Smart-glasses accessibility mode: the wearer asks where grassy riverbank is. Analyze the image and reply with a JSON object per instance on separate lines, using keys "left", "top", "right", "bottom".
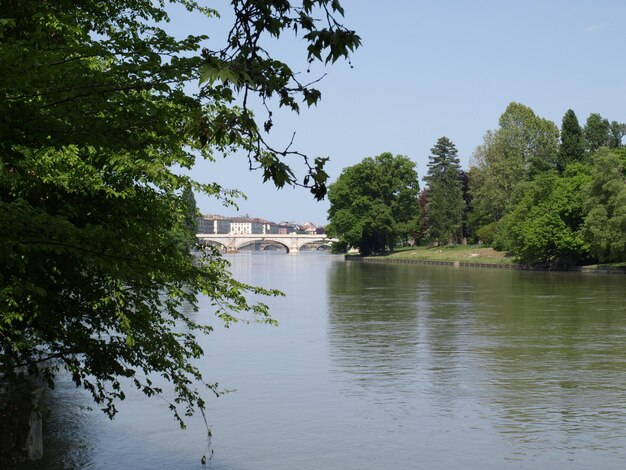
{"left": 349, "top": 245, "right": 625, "bottom": 272}
{"left": 382, "top": 245, "right": 515, "bottom": 265}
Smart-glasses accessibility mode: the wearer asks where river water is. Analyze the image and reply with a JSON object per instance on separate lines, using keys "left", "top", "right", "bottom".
{"left": 16, "top": 254, "right": 626, "bottom": 469}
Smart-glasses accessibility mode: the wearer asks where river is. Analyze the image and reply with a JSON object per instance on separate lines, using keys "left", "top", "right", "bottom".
{"left": 15, "top": 254, "right": 626, "bottom": 469}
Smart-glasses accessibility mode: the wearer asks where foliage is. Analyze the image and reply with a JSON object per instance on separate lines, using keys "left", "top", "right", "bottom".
{"left": 584, "top": 113, "right": 626, "bottom": 153}
{"left": 584, "top": 113, "right": 611, "bottom": 153}
{"left": 498, "top": 166, "right": 592, "bottom": 266}
{"left": 416, "top": 187, "right": 430, "bottom": 243}
{"left": 425, "top": 136, "right": 461, "bottom": 181}
{"left": 330, "top": 240, "right": 349, "bottom": 254}
{"left": 458, "top": 169, "right": 472, "bottom": 240}
{"left": 582, "top": 149, "right": 626, "bottom": 263}
{"left": 558, "top": 109, "right": 585, "bottom": 172}
{"left": 475, "top": 221, "right": 500, "bottom": 246}
{"left": 196, "top": 0, "right": 361, "bottom": 199}
{"left": 424, "top": 137, "right": 464, "bottom": 244}
{"left": 608, "top": 121, "right": 626, "bottom": 149}
{"left": 469, "top": 103, "right": 559, "bottom": 222}
{"left": 326, "top": 153, "right": 420, "bottom": 255}
{"left": 181, "top": 186, "right": 199, "bottom": 245}
{"left": 464, "top": 167, "right": 490, "bottom": 241}
{"left": 469, "top": 107, "right": 625, "bottom": 266}
{"left": 0, "top": 0, "right": 358, "bottom": 428}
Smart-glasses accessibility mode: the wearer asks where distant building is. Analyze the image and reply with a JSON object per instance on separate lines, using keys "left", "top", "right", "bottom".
{"left": 300, "top": 222, "right": 326, "bottom": 235}
{"left": 266, "top": 223, "right": 288, "bottom": 234}
{"left": 277, "top": 221, "right": 300, "bottom": 234}
{"left": 230, "top": 216, "right": 267, "bottom": 234}
{"left": 196, "top": 215, "right": 325, "bottom": 236}
{"left": 197, "top": 214, "right": 231, "bottom": 234}
{"left": 197, "top": 214, "right": 274, "bottom": 235}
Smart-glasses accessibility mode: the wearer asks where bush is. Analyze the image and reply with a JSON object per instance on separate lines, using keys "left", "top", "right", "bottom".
{"left": 330, "top": 241, "right": 349, "bottom": 254}
{"left": 475, "top": 221, "right": 499, "bottom": 245}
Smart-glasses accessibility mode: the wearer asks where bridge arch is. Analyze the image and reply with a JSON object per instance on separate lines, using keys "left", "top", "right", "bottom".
{"left": 198, "top": 239, "right": 227, "bottom": 253}
{"left": 237, "top": 239, "right": 290, "bottom": 253}
{"left": 262, "top": 244, "right": 288, "bottom": 252}
{"left": 299, "top": 241, "right": 331, "bottom": 251}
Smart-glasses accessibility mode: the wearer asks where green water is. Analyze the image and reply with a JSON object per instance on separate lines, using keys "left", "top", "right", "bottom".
{"left": 17, "top": 254, "right": 626, "bottom": 469}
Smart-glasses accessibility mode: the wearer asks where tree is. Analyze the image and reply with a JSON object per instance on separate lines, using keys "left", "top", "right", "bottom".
{"left": 0, "top": 0, "right": 360, "bottom": 453}
{"left": 458, "top": 170, "right": 472, "bottom": 241}
{"left": 497, "top": 165, "right": 592, "bottom": 266}
{"left": 465, "top": 166, "right": 493, "bottom": 242}
{"left": 584, "top": 113, "right": 626, "bottom": 152}
{"left": 469, "top": 103, "right": 559, "bottom": 223}
{"left": 182, "top": 186, "right": 199, "bottom": 241}
{"left": 326, "top": 153, "right": 420, "bottom": 255}
{"left": 424, "top": 137, "right": 464, "bottom": 244}
{"left": 416, "top": 188, "right": 431, "bottom": 243}
{"left": 582, "top": 149, "right": 626, "bottom": 263}
{"left": 558, "top": 109, "right": 586, "bottom": 172}
{"left": 584, "top": 113, "right": 611, "bottom": 153}
{"left": 497, "top": 102, "right": 560, "bottom": 176}
{"left": 425, "top": 136, "right": 461, "bottom": 181}
{"left": 608, "top": 121, "right": 626, "bottom": 149}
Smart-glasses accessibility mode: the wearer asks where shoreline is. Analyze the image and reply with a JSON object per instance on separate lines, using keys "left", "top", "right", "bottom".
{"left": 345, "top": 255, "right": 626, "bottom": 274}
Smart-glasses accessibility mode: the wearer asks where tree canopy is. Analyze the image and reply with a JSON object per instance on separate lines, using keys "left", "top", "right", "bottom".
{"left": 558, "top": 109, "right": 586, "bottom": 172}
{"left": 326, "top": 153, "right": 420, "bottom": 255}
{"left": 467, "top": 103, "right": 625, "bottom": 265}
{"left": 584, "top": 113, "right": 612, "bottom": 153}
{"left": 497, "top": 165, "right": 591, "bottom": 265}
{"left": 582, "top": 149, "right": 626, "bottom": 263}
{"left": 0, "top": 0, "right": 360, "bottom": 442}
{"left": 425, "top": 136, "right": 461, "bottom": 182}
{"left": 584, "top": 113, "right": 626, "bottom": 153}
{"left": 423, "top": 137, "right": 465, "bottom": 244}
{"left": 469, "top": 102, "right": 560, "bottom": 224}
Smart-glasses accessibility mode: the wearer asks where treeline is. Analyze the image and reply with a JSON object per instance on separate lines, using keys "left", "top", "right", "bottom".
{"left": 327, "top": 102, "right": 626, "bottom": 266}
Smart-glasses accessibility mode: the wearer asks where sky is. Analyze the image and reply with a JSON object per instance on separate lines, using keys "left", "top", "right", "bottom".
{"left": 169, "top": 0, "right": 626, "bottom": 224}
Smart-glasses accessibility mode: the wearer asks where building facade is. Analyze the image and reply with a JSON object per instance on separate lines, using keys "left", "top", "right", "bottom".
{"left": 197, "top": 215, "right": 280, "bottom": 235}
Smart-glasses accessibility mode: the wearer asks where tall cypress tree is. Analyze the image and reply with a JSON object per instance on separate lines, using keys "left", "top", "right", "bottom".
{"left": 558, "top": 109, "right": 586, "bottom": 172}
{"left": 425, "top": 137, "right": 465, "bottom": 244}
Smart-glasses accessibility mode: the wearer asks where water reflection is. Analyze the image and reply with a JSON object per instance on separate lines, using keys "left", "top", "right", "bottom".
{"left": 327, "top": 262, "right": 626, "bottom": 461}
{"left": 10, "top": 256, "right": 626, "bottom": 469}
{"left": 10, "top": 375, "right": 96, "bottom": 470}
{"left": 468, "top": 272, "right": 626, "bottom": 454}
{"left": 326, "top": 262, "right": 422, "bottom": 405}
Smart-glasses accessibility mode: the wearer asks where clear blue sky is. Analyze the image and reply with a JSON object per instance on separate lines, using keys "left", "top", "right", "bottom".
{"left": 170, "top": 1, "right": 626, "bottom": 224}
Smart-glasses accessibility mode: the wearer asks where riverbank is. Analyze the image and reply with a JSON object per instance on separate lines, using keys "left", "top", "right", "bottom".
{"left": 346, "top": 245, "right": 626, "bottom": 274}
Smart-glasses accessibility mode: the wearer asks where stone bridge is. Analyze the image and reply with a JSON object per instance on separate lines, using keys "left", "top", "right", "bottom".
{"left": 196, "top": 233, "right": 335, "bottom": 253}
